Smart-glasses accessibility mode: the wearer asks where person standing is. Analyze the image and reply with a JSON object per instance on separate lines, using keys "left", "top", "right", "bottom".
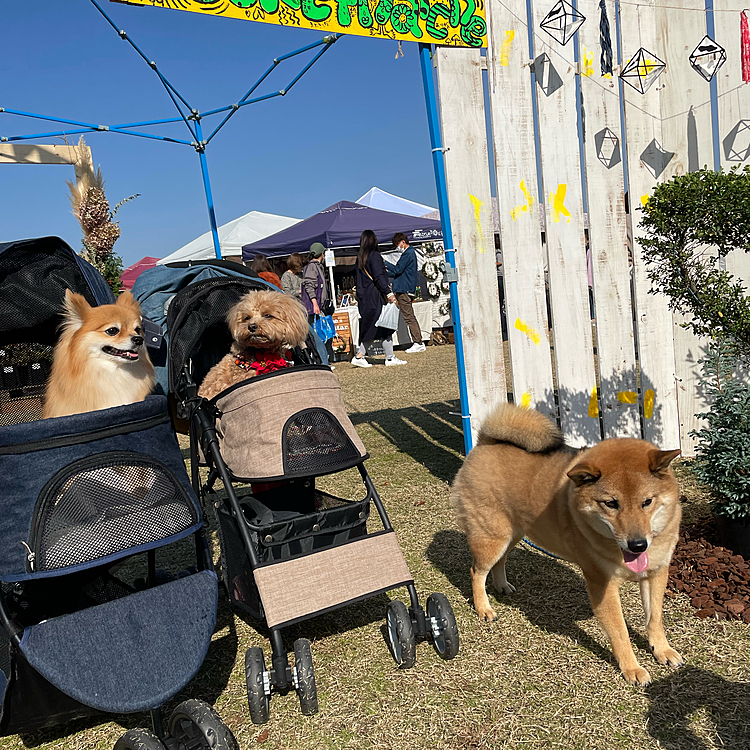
{"left": 351, "top": 230, "right": 407, "bottom": 368}
{"left": 281, "top": 252, "right": 304, "bottom": 299}
{"left": 302, "top": 242, "right": 334, "bottom": 364}
{"left": 384, "top": 232, "right": 425, "bottom": 353}
{"left": 251, "top": 255, "right": 282, "bottom": 288}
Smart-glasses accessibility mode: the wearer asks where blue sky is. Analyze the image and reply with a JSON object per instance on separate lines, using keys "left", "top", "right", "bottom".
{"left": 0, "top": 0, "right": 440, "bottom": 267}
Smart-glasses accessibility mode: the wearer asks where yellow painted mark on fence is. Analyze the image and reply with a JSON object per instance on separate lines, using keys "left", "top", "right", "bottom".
{"left": 582, "top": 48, "right": 594, "bottom": 77}
{"left": 588, "top": 385, "right": 599, "bottom": 418}
{"left": 469, "top": 194, "right": 488, "bottom": 254}
{"left": 644, "top": 389, "right": 655, "bottom": 419}
{"left": 510, "top": 180, "right": 535, "bottom": 221}
{"left": 602, "top": 72, "right": 612, "bottom": 79}
{"left": 500, "top": 30, "right": 515, "bottom": 66}
{"left": 638, "top": 58, "right": 660, "bottom": 77}
{"left": 641, "top": 194, "right": 650, "bottom": 208}
{"left": 515, "top": 318, "right": 541, "bottom": 345}
{"left": 617, "top": 391, "right": 638, "bottom": 404}
{"left": 549, "top": 183, "right": 571, "bottom": 224}
{"left": 520, "top": 392, "right": 532, "bottom": 409}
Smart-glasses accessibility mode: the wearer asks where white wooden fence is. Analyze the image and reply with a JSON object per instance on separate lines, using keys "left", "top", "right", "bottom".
{"left": 435, "top": 0, "right": 750, "bottom": 454}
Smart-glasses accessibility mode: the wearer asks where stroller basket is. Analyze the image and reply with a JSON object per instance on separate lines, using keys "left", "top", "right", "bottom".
{"left": 0, "top": 344, "right": 53, "bottom": 427}
{"left": 214, "top": 490, "right": 370, "bottom": 617}
{"left": 212, "top": 366, "right": 368, "bottom": 482}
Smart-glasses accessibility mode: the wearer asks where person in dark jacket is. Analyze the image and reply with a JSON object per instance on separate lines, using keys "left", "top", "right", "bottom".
{"left": 352, "top": 230, "right": 406, "bottom": 368}
{"left": 384, "top": 232, "right": 425, "bottom": 353}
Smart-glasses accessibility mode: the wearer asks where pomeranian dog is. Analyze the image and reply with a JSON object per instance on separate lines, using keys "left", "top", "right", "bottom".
{"left": 451, "top": 403, "right": 683, "bottom": 686}
{"left": 198, "top": 289, "right": 309, "bottom": 400}
{"left": 43, "top": 290, "right": 155, "bottom": 418}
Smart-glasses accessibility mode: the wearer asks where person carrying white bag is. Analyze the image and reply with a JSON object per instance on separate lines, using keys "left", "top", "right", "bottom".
{"left": 351, "top": 229, "right": 407, "bottom": 369}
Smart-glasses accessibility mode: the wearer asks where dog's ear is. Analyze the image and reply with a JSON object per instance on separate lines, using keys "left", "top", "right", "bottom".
{"left": 648, "top": 448, "right": 681, "bottom": 474}
{"left": 567, "top": 461, "right": 601, "bottom": 486}
{"left": 63, "top": 289, "right": 90, "bottom": 331}
{"left": 116, "top": 290, "right": 140, "bottom": 313}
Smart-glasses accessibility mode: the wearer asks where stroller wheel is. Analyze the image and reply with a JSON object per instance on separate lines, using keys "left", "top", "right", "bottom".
{"left": 245, "top": 647, "right": 271, "bottom": 724}
{"left": 385, "top": 600, "right": 416, "bottom": 669}
{"left": 114, "top": 728, "right": 167, "bottom": 750}
{"left": 168, "top": 699, "right": 239, "bottom": 750}
{"left": 293, "top": 638, "right": 318, "bottom": 715}
{"left": 426, "top": 593, "right": 460, "bottom": 660}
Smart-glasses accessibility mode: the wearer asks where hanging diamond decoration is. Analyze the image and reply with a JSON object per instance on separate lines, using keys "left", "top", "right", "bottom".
{"left": 640, "top": 139, "right": 674, "bottom": 179}
{"left": 689, "top": 35, "right": 727, "bottom": 81}
{"left": 722, "top": 120, "right": 750, "bottom": 162}
{"left": 594, "top": 127, "right": 621, "bottom": 169}
{"left": 533, "top": 53, "right": 564, "bottom": 96}
{"left": 540, "top": 0, "right": 586, "bottom": 46}
{"left": 620, "top": 48, "right": 666, "bottom": 94}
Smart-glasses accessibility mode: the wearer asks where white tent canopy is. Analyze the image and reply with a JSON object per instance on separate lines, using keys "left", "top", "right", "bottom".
{"left": 158, "top": 210, "right": 300, "bottom": 265}
{"left": 356, "top": 187, "right": 437, "bottom": 218}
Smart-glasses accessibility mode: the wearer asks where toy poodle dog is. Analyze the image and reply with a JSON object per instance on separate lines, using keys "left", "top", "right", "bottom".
{"left": 198, "top": 289, "right": 309, "bottom": 400}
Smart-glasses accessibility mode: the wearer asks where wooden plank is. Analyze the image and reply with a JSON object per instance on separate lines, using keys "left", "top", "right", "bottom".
{"left": 532, "top": 0, "right": 599, "bottom": 447}
{"left": 434, "top": 47, "right": 508, "bottom": 444}
{"left": 0, "top": 142, "right": 94, "bottom": 196}
{"left": 486, "top": 0, "right": 556, "bottom": 423}
{"left": 619, "top": 0, "right": 682, "bottom": 449}
{"left": 577, "top": 0, "right": 640, "bottom": 439}
{"left": 715, "top": 2, "right": 750, "bottom": 287}
{"left": 656, "top": 0, "right": 716, "bottom": 456}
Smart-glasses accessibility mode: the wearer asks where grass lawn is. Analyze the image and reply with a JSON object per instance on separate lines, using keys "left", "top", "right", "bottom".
{"left": 5, "top": 344, "right": 749, "bottom": 750}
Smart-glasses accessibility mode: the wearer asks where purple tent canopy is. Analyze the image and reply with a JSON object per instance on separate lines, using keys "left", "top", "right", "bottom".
{"left": 241, "top": 201, "right": 442, "bottom": 260}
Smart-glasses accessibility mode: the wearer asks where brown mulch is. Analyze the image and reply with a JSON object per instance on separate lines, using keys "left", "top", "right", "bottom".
{"left": 667, "top": 512, "right": 750, "bottom": 623}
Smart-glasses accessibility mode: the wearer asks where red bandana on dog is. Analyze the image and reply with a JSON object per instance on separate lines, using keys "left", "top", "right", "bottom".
{"left": 234, "top": 349, "right": 290, "bottom": 376}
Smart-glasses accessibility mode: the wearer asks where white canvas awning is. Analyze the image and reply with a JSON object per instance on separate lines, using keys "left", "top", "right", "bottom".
{"left": 159, "top": 210, "right": 300, "bottom": 264}
{"left": 356, "top": 187, "right": 437, "bottom": 218}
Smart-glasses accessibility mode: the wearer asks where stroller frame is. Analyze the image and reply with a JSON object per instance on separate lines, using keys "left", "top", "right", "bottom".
{"left": 180, "top": 362, "right": 459, "bottom": 724}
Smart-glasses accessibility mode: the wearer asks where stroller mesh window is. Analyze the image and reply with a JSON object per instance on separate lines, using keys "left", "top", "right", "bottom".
{"left": 32, "top": 453, "right": 198, "bottom": 573}
{"left": 0, "top": 344, "right": 53, "bottom": 426}
{"left": 282, "top": 409, "right": 360, "bottom": 476}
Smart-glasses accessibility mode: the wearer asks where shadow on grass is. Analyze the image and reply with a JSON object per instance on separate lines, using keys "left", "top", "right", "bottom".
{"left": 349, "top": 400, "right": 464, "bottom": 483}
{"left": 426, "top": 529, "right": 657, "bottom": 669}
{"left": 645, "top": 666, "right": 750, "bottom": 749}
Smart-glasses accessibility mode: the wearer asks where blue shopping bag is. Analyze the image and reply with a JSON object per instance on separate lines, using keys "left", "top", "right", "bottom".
{"left": 313, "top": 314, "right": 335, "bottom": 342}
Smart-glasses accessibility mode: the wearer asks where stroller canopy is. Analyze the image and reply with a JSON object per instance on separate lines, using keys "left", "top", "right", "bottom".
{"left": 132, "top": 260, "right": 272, "bottom": 396}
{"left": 0, "top": 237, "right": 114, "bottom": 347}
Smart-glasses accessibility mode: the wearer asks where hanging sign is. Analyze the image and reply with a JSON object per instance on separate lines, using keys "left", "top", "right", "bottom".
{"left": 114, "top": 0, "right": 487, "bottom": 48}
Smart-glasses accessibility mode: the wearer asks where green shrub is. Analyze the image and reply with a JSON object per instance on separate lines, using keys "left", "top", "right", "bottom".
{"left": 690, "top": 340, "right": 750, "bottom": 519}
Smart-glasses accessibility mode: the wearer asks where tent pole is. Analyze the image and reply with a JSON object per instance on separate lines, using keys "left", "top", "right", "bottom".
{"left": 418, "top": 42, "right": 473, "bottom": 455}
{"left": 328, "top": 262, "right": 336, "bottom": 308}
{"left": 193, "top": 119, "right": 222, "bottom": 260}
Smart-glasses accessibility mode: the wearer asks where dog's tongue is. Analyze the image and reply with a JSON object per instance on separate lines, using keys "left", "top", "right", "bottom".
{"left": 623, "top": 550, "right": 649, "bottom": 572}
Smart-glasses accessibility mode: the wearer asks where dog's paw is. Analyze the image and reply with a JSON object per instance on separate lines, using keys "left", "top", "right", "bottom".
{"left": 476, "top": 605, "right": 498, "bottom": 622}
{"left": 651, "top": 645, "right": 684, "bottom": 668}
{"left": 622, "top": 665, "right": 652, "bottom": 686}
{"left": 495, "top": 581, "right": 516, "bottom": 595}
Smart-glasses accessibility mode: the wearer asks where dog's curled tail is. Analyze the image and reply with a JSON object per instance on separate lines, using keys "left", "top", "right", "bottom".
{"left": 476, "top": 403, "right": 564, "bottom": 453}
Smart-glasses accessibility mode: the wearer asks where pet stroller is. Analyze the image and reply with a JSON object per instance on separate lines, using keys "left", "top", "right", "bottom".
{"left": 0, "top": 237, "right": 235, "bottom": 750}
{"left": 162, "top": 271, "right": 460, "bottom": 725}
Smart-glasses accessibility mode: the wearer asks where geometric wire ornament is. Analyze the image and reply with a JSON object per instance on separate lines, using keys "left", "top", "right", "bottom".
{"left": 722, "top": 120, "right": 750, "bottom": 162}
{"left": 540, "top": 0, "right": 586, "bottom": 45}
{"left": 594, "top": 127, "right": 621, "bottom": 169}
{"left": 689, "top": 35, "right": 727, "bottom": 81}
{"left": 533, "top": 52, "right": 565, "bottom": 96}
{"left": 640, "top": 138, "right": 674, "bottom": 178}
{"left": 620, "top": 48, "right": 666, "bottom": 93}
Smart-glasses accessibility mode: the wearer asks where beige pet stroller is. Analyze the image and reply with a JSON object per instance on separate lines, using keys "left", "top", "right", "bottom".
{"left": 161, "top": 270, "right": 460, "bottom": 724}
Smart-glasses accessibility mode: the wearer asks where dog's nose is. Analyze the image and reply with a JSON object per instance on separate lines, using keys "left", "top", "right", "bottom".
{"left": 131, "top": 335, "right": 144, "bottom": 347}
{"left": 247, "top": 323, "right": 257, "bottom": 333}
{"left": 628, "top": 538, "right": 648, "bottom": 554}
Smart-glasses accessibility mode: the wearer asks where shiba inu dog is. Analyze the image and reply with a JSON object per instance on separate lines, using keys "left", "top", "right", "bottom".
{"left": 451, "top": 403, "right": 684, "bottom": 685}
{"left": 43, "top": 290, "right": 154, "bottom": 418}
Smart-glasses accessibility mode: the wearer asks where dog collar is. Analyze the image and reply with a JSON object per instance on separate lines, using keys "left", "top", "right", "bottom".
{"left": 235, "top": 350, "right": 291, "bottom": 376}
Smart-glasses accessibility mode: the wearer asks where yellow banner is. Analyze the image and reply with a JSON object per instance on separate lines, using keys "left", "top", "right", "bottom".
{"left": 115, "top": 0, "right": 487, "bottom": 48}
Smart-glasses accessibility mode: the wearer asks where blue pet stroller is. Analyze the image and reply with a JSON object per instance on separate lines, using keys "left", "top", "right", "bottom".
{"left": 0, "top": 238, "right": 235, "bottom": 750}
{"left": 134, "top": 262, "right": 460, "bottom": 725}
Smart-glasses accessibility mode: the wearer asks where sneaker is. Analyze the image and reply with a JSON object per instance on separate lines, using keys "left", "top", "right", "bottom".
{"left": 351, "top": 357, "right": 372, "bottom": 368}
{"left": 405, "top": 342, "right": 426, "bottom": 353}
{"left": 385, "top": 357, "right": 407, "bottom": 366}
